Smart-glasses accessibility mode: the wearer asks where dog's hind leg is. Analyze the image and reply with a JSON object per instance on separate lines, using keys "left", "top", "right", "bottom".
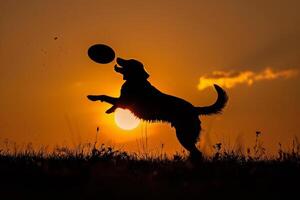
{"left": 174, "top": 118, "right": 203, "bottom": 160}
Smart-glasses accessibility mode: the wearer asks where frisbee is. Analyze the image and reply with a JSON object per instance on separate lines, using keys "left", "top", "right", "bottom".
{"left": 88, "top": 44, "right": 115, "bottom": 64}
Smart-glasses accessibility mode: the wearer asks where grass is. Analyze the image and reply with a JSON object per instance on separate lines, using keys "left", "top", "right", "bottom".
{"left": 0, "top": 132, "right": 299, "bottom": 200}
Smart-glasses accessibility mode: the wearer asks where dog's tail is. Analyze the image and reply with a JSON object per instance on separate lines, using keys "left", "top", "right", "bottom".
{"left": 196, "top": 84, "right": 228, "bottom": 115}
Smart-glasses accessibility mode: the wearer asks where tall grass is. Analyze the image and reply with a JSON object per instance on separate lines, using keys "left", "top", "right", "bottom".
{"left": 1, "top": 130, "right": 299, "bottom": 163}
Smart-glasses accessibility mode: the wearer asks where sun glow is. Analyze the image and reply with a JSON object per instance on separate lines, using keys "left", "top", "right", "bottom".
{"left": 114, "top": 108, "right": 140, "bottom": 130}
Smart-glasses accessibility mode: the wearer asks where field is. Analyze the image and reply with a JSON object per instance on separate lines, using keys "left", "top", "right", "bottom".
{"left": 1, "top": 134, "right": 299, "bottom": 200}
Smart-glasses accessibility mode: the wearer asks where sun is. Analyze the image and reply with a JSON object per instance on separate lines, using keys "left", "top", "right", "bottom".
{"left": 114, "top": 108, "right": 140, "bottom": 130}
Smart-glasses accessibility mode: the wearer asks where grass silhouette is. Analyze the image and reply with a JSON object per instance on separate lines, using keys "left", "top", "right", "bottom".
{"left": 0, "top": 132, "right": 299, "bottom": 199}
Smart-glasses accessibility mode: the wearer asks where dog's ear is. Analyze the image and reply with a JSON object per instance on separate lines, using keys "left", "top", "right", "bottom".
{"left": 129, "top": 59, "right": 150, "bottom": 80}
{"left": 134, "top": 60, "right": 149, "bottom": 80}
{"left": 142, "top": 70, "right": 150, "bottom": 80}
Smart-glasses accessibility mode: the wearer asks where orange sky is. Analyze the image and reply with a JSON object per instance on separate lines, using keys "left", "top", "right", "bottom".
{"left": 1, "top": 0, "right": 300, "bottom": 155}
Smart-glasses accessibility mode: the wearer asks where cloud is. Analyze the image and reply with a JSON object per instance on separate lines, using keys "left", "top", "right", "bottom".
{"left": 198, "top": 67, "right": 298, "bottom": 90}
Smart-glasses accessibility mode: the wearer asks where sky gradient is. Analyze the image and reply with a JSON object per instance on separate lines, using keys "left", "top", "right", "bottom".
{"left": 1, "top": 0, "right": 300, "bottom": 155}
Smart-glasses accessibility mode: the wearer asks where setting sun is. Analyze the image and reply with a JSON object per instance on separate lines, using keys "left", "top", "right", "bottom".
{"left": 114, "top": 108, "right": 140, "bottom": 130}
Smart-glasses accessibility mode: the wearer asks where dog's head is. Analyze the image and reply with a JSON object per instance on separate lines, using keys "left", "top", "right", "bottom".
{"left": 114, "top": 57, "right": 149, "bottom": 81}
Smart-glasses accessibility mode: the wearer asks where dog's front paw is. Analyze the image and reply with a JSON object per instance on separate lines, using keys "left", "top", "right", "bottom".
{"left": 105, "top": 106, "right": 117, "bottom": 114}
{"left": 87, "top": 95, "right": 100, "bottom": 101}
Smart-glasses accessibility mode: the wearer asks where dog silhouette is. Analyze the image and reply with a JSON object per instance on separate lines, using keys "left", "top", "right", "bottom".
{"left": 87, "top": 57, "right": 228, "bottom": 159}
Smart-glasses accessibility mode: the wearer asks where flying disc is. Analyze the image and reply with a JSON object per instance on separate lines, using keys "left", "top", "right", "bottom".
{"left": 88, "top": 44, "right": 115, "bottom": 64}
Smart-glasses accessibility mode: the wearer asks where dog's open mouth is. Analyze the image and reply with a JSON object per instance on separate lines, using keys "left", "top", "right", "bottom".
{"left": 114, "top": 64, "right": 124, "bottom": 74}
{"left": 114, "top": 57, "right": 127, "bottom": 74}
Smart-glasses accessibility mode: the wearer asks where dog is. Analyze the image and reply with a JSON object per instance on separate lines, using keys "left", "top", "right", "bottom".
{"left": 87, "top": 57, "right": 228, "bottom": 159}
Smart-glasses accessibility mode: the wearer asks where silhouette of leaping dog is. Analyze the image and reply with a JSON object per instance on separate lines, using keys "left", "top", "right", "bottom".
{"left": 87, "top": 58, "right": 228, "bottom": 159}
